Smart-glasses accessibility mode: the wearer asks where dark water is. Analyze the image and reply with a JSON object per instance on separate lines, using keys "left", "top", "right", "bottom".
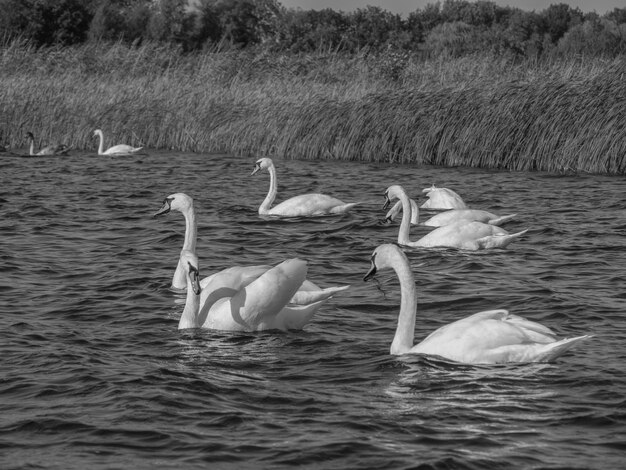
{"left": 1, "top": 151, "right": 625, "bottom": 469}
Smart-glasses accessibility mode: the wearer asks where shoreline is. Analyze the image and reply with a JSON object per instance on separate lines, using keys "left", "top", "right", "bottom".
{"left": 1, "top": 41, "right": 624, "bottom": 175}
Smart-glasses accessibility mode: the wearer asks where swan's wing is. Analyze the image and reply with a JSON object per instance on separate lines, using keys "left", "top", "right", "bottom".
{"left": 270, "top": 194, "right": 353, "bottom": 217}
{"left": 289, "top": 285, "right": 349, "bottom": 305}
{"left": 423, "top": 209, "right": 491, "bottom": 227}
{"left": 199, "top": 265, "right": 271, "bottom": 291}
{"left": 420, "top": 188, "right": 467, "bottom": 210}
{"left": 487, "top": 213, "right": 516, "bottom": 226}
{"left": 36, "top": 145, "right": 57, "bottom": 156}
{"left": 475, "top": 229, "right": 528, "bottom": 250}
{"left": 272, "top": 301, "right": 325, "bottom": 330}
{"left": 412, "top": 220, "right": 496, "bottom": 248}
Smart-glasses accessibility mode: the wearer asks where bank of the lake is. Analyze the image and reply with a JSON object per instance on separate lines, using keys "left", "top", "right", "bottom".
{"left": 1, "top": 41, "right": 624, "bottom": 174}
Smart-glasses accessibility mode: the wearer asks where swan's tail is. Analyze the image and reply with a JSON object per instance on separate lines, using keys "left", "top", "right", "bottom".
{"left": 330, "top": 203, "right": 360, "bottom": 214}
{"left": 289, "top": 285, "right": 350, "bottom": 305}
{"left": 488, "top": 213, "right": 517, "bottom": 226}
{"left": 537, "top": 335, "right": 592, "bottom": 362}
{"left": 476, "top": 229, "right": 528, "bottom": 249}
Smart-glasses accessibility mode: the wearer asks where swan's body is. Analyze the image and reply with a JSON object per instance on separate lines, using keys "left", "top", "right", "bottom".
{"left": 178, "top": 251, "right": 346, "bottom": 331}
{"left": 364, "top": 244, "right": 590, "bottom": 363}
{"left": 421, "top": 185, "right": 467, "bottom": 210}
{"left": 94, "top": 129, "right": 142, "bottom": 156}
{"left": 251, "top": 157, "right": 358, "bottom": 217}
{"left": 155, "top": 193, "right": 349, "bottom": 330}
{"left": 26, "top": 132, "right": 70, "bottom": 156}
{"left": 384, "top": 185, "right": 526, "bottom": 250}
{"left": 386, "top": 199, "right": 516, "bottom": 227}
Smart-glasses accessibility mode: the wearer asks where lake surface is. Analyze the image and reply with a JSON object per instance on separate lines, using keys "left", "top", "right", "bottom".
{"left": 1, "top": 150, "right": 625, "bottom": 469}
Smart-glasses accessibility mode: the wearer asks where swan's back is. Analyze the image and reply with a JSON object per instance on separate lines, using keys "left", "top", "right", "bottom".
{"left": 421, "top": 187, "right": 467, "bottom": 210}
{"left": 424, "top": 209, "right": 499, "bottom": 227}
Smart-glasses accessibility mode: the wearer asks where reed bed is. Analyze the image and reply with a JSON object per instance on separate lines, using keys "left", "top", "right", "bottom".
{"left": 1, "top": 40, "right": 624, "bottom": 174}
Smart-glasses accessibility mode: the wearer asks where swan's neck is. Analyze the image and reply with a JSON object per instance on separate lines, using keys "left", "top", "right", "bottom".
{"left": 179, "top": 281, "right": 200, "bottom": 329}
{"left": 410, "top": 199, "right": 420, "bottom": 225}
{"left": 390, "top": 257, "right": 418, "bottom": 355}
{"left": 396, "top": 191, "right": 415, "bottom": 245}
{"left": 259, "top": 164, "right": 277, "bottom": 214}
{"left": 29, "top": 139, "right": 35, "bottom": 156}
{"left": 96, "top": 131, "right": 104, "bottom": 155}
{"left": 182, "top": 203, "right": 197, "bottom": 253}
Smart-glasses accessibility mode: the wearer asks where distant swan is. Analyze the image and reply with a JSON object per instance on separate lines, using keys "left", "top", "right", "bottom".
{"left": 177, "top": 250, "right": 347, "bottom": 331}
{"left": 251, "top": 157, "right": 359, "bottom": 217}
{"left": 154, "top": 193, "right": 349, "bottom": 330}
{"left": 420, "top": 184, "right": 467, "bottom": 209}
{"left": 26, "top": 132, "right": 70, "bottom": 156}
{"left": 385, "top": 199, "right": 516, "bottom": 227}
{"left": 94, "top": 129, "right": 142, "bottom": 155}
{"left": 364, "top": 244, "right": 590, "bottom": 363}
{"left": 384, "top": 185, "right": 527, "bottom": 250}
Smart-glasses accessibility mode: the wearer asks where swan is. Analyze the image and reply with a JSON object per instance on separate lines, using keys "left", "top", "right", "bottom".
{"left": 251, "top": 157, "right": 359, "bottom": 217}
{"left": 154, "top": 193, "right": 349, "bottom": 328}
{"left": 94, "top": 129, "right": 142, "bottom": 155}
{"left": 385, "top": 199, "right": 516, "bottom": 227}
{"left": 364, "top": 244, "right": 590, "bottom": 363}
{"left": 26, "top": 132, "right": 70, "bottom": 156}
{"left": 420, "top": 184, "right": 467, "bottom": 209}
{"left": 384, "top": 185, "right": 527, "bottom": 250}
{"left": 177, "top": 249, "right": 347, "bottom": 331}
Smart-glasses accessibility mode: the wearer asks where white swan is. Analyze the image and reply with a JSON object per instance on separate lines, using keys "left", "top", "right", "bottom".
{"left": 384, "top": 185, "right": 527, "bottom": 250}
{"left": 420, "top": 184, "right": 467, "bottom": 209}
{"left": 385, "top": 199, "right": 516, "bottom": 227}
{"left": 364, "top": 244, "right": 590, "bottom": 363}
{"left": 26, "top": 132, "right": 70, "bottom": 156}
{"left": 177, "top": 250, "right": 347, "bottom": 331}
{"left": 94, "top": 129, "right": 142, "bottom": 155}
{"left": 251, "top": 157, "right": 359, "bottom": 217}
{"left": 154, "top": 193, "right": 349, "bottom": 329}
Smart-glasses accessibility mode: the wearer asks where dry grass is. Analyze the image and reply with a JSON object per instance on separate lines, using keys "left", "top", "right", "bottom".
{"left": 1, "top": 40, "right": 624, "bottom": 174}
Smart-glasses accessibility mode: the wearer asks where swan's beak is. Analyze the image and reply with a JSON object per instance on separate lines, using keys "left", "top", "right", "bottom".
{"left": 382, "top": 195, "right": 391, "bottom": 211}
{"left": 383, "top": 216, "right": 393, "bottom": 225}
{"left": 153, "top": 198, "right": 172, "bottom": 217}
{"left": 189, "top": 264, "right": 202, "bottom": 295}
{"left": 363, "top": 263, "right": 377, "bottom": 281}
{"left": 251, "top": 164, "right": 261, "bottom": 176}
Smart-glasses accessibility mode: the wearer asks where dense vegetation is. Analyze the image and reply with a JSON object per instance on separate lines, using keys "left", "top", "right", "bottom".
{"left": 1, "top": 0, "right": 626, "bottom": 174}
{"left": 2, "top": 0, "right": 626, "bottom": 57}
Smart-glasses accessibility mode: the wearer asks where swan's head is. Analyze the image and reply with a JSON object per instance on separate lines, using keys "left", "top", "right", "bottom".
{"left": 383, "top": 185, "right": 406, "bottom": 210}
{"left": 180, "top": 250, "right": 202, "bottom": 295}
{"left": 153, "top": 193, "right": 193, "bottom": 217}
{"left": 364, "top": 244, "right": 406, "bottom": 281}
{"left": 26, "top": 132, "right": 34, "bottom": 141}
{"left": 384, "top": 200, "right": 402, "bottom": 223}
{"left": 93, "top": 129, "right": 103, "bottom": 137}
{"left": 251, "top": 157, "right": 274, "bottom": 176}
{"left": 422, "top": 184, "right": 437, "bottom": 193}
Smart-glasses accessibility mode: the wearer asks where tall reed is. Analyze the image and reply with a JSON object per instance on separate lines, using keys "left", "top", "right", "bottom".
{"left": 1, "top": 40, "right": 624, "bottom": 174}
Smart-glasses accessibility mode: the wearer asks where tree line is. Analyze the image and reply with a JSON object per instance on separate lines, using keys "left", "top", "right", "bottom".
{"left": 1, "top": 0, "right": 625, "bottom": 59}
